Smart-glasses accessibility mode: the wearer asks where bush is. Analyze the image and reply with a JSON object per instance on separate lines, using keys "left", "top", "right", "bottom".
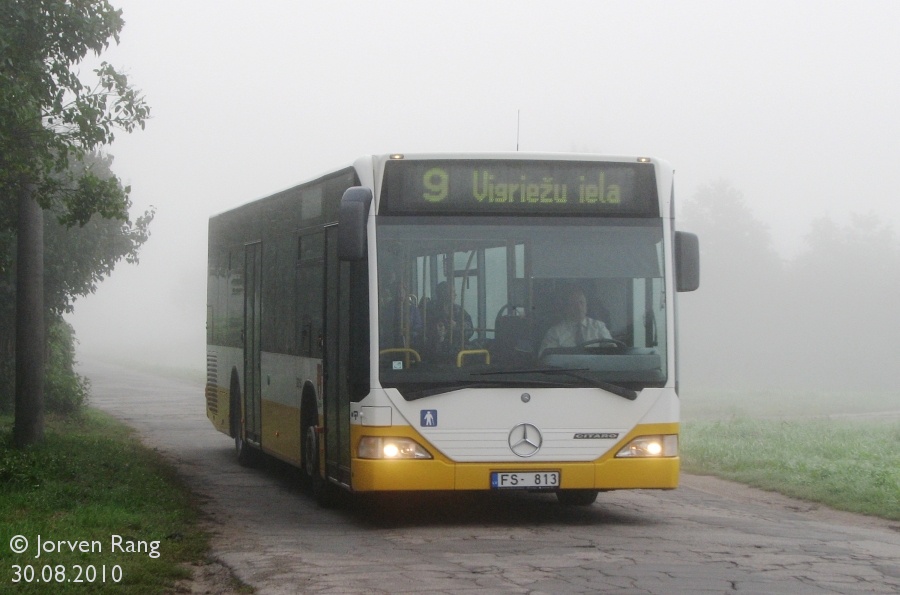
{"left": 44, "top": 318, "right": 90, "bottom": 414}
{"left": 0, "top": 316, "right": 89, "bottom": 415}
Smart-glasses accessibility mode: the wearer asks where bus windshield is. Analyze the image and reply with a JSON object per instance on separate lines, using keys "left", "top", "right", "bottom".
{"left": 376, "top": 216, "right": 667, "bottom": 400}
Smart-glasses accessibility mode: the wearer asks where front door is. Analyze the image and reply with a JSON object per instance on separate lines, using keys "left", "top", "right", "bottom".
{"left": 323, "top": 226, "right": 352, "bottom": 486}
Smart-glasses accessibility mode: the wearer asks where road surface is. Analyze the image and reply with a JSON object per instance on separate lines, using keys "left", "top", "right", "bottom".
{"left": 82, "top": 360, "right": 900, "bottom": 594}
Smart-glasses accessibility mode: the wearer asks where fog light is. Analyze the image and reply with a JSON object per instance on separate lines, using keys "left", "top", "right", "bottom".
{"left": 615, "top": 435, "right": 677, "bottom": 458}
{"left": 358, "top": 436, "right": 433, "bottom": 459}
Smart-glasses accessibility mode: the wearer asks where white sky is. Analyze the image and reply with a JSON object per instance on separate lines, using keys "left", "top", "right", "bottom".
{"left": 67, "top": 0, "right": 900, "bottom": 368}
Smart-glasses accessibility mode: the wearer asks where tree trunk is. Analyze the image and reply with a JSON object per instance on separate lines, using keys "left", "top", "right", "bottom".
{"left": 14, "top": 183, "right": 44, "bottom": 448}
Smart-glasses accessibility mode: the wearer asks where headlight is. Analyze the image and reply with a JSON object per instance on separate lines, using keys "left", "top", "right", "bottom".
{"left": 615, "top": 435, "right": 678, "bottom": 458}
{"left": 358, "top": 436, "right": 433, "bottom": 460}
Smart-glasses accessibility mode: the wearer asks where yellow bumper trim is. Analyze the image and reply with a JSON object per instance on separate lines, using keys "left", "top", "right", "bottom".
{"left": 350, "top": 423, "right": 679, "bottom": 492}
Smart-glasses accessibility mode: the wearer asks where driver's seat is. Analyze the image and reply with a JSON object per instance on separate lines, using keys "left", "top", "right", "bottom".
{"left": 494, "top": 315, "right": 532, "bottom": 362}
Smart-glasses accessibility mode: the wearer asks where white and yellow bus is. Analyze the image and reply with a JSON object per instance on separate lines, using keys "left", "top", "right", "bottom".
{"left": 206, "top": 153, "right": 699, "bottom": 505}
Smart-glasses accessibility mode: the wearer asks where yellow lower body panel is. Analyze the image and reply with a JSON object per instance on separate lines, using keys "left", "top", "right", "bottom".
{"left": 207, "top": 386, "right": 230, "bottom": 435}
{"left": 259, "top": 399, "right": 302, "bottom": 466}
{"left": 350, "top": 423, "right": 679, "bottom": 492}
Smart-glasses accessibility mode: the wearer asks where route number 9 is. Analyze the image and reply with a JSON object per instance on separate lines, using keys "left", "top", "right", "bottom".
{"left": 423, "top": 168, "right": 449, "bottom": 203}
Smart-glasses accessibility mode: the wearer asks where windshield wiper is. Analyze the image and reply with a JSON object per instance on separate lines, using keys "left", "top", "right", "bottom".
{"left": 473, "top": 368, "right": 638, "bottom": 401}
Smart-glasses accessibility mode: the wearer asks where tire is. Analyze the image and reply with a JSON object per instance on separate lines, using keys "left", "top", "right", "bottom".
{"left": 301, "top": 421, "right": 317, "bottom": 487}
{"left": 235, "top": 431, "right": 259, "bottom": 467}
{"left": 556, "top": 489, "right": 599, "bottom": 506}
{"left": 303, "top": 423, "right": 336, "bottom": 507}
{"left": 300, "top": 392, "right": 339, "bottom": 506}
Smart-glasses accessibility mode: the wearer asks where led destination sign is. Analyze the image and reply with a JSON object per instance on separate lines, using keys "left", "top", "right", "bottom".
{"left": 381, "top": 159, "right": 659, "bottom": 216}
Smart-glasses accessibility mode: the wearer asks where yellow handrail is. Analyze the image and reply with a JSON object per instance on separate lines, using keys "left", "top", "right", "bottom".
{"left": 456, "top": 349, "right": 490, "bottom": 367}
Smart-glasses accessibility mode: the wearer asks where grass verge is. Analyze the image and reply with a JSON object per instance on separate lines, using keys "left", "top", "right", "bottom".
{"left": 680, "top": 388, "right": 898, "bottom": 421}
{"left": 0, "top": 411, "right": 209, "bottom": 594}
{"left": 681, "top": 417, "right": 900, "bottom": 521}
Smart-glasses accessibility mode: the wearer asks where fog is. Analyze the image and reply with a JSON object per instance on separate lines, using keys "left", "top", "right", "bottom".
{"left": 66, "top": 1, "right": 900, "bottom": 398}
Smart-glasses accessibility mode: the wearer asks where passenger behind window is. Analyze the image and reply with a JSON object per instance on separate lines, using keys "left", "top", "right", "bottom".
{"left": 424, "top": 281, "right": 473, "bottom": 362}
{"left": 380, "top": 273, "right": 422, "bottom": 351}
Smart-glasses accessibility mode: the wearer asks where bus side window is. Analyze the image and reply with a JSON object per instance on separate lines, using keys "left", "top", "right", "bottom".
{"left": 297, "top": 233, "right": 325, "bottom": 358}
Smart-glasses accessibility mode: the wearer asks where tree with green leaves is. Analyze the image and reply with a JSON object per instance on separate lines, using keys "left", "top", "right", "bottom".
{"left": 0, "top": 0, "right": 149, "bottom": 447}
{"left": 0, "top": 152, "right": 155, "bottom": 415}
{"left": 41, "top": 153, "right": 154, "bottom": 315}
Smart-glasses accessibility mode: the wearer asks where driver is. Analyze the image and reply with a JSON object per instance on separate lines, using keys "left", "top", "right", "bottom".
{"left": 539, "top": 286, "right": 612, "bottom": 355}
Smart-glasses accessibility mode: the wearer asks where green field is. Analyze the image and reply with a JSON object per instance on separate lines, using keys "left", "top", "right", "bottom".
{"left": 680, "top": 388, "right": 900, "bottom": 521}
{"left": 0, "top": 412, "right": 217, "bottom": 594}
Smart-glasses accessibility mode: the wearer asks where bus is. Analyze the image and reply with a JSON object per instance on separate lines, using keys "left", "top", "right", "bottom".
{"left": 205, "top": 153, "right": 699, "bottom": 506}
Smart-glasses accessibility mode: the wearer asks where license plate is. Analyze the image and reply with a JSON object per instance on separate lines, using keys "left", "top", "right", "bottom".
{"left": 491, "top": 471, "right": 560, "bottom": 489}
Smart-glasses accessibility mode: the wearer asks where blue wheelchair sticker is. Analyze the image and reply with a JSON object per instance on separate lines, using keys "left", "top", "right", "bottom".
{"left": 420, "top": 410, "right": 437, "bottom": 427}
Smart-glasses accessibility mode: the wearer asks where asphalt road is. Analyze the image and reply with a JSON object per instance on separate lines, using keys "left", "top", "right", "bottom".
{"left": 81, "top": 360, "right": 900, "bottom": 594}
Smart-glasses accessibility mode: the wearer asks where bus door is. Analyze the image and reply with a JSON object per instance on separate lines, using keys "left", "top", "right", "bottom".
{"left": 243, "top": 241, "right": 262, "bottom": 446}
{"left": 323, "top": 226, "right": 352, "bottom": 487}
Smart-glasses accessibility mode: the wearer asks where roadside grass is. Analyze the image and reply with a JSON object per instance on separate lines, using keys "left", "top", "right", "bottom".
{"left": 680, "top": 389, "right": 900, "bottom": 521}
{"left": 680, "top": 388, "right": 898, "bottom": 421}
{"left": 0, "top": 411, "right": 212, "bottom": 594}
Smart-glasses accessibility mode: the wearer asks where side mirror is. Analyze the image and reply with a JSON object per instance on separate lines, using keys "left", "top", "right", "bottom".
{"left": 338, "top": 187, "right": 372, "bottom": 261}
{"left": 675, "top": 231, "right": 700, "bottom": 292}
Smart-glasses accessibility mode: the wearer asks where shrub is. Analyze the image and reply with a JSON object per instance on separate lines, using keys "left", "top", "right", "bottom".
{"left": 0, "top": 316, "right": 89, "bottom": 415}
{"left": 44, "top": 318, "right": 90, "bottom": 414}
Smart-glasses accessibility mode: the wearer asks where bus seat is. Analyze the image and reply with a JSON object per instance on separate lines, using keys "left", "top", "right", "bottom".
{"left": 494, "top": 315, "right": 533, "bottom": 360}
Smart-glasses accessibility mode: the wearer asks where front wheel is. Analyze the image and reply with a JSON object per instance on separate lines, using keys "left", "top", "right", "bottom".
{"left": 556, "top": 489, "right": 599, "bottom": 506}
{"left": 302, "top": 423, "right": 318, "bottom": 482}
{"left": 303, "top": 424, "right": 336, "bottom": 507}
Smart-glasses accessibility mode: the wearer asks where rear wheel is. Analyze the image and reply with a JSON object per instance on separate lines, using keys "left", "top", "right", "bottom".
{"left": 556, "top": 489, "right": 599, "bottom": 506}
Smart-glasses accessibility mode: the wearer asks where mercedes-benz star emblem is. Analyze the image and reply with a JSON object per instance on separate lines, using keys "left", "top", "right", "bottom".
{"left": 508, "top": 423, "right": 542, "bottom": 457}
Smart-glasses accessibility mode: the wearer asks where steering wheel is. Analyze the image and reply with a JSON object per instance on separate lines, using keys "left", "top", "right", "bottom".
{"left": 578, "top": 338, "right": 627, "bottom": 349}
{"left": 494, "top": 304, "right": 521, "bottom": 328}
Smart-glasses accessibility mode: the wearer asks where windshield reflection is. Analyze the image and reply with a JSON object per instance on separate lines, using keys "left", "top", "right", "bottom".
{"left": 376, "top": 217, "right": 667, "bottom": 399}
